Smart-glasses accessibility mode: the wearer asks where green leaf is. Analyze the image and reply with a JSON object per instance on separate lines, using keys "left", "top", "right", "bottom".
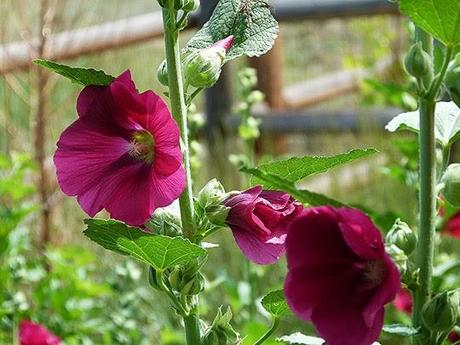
{"left": 386, "top": 101, "right": 460, "bottom": 147}
{"left": 399, "top": 0, "right": 460, "bottom": 46}
{"left": 186, "top": 0, "right": 278, "bottom": 60}
{"left": 261, "top": 289, "right": 290, "bottom": 317}
{"left": 276, "top": 333, "right": 324, "bottom": 345}
{"left": 83, "top": 219, "right": 207, "bottom": 271}
{"left": 34, "top": 59, "right": 115, "bottom": 86}
{"left": 252, "top": 149, "right": 378, "bottom": 188}
{"left": 240, "top": 166, "right": 347, "bottom": 207}
{"left": 382, "top": 324, "right": 420, "bottom": 337}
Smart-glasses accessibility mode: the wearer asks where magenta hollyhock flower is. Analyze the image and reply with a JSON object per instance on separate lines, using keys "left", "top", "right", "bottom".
{"left": 224, "top": 186, "right": 303, "bottom": 265}
{"left": 448, "top": 331, "right": 460, "bottom": 343}
{"left": 393, "top": 288, "right": 412, "bottom": 314}
{"left": 442, "top": 211, "right": 460, "bottom": 238}
{"left": 54, "top": 71, "right": 185, "bottom": 226}
{"left": 19, "top": 320, "right": 61, "bottom": 345}
{"left": 284, "top": 207, "right": 401, "bottom": 345}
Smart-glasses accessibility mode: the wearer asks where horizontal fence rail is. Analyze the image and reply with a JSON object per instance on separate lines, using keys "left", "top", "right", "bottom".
{"left": 225, "top": 108, "right": 400, "bottom": 133}
{"left": 0, "top": 0, "right": 397, "bottom": 74}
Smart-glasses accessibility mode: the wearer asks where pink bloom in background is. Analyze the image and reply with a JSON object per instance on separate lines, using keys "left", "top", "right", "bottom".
{"left": 284, "top": 207, "right": 400, "bottom": 345}
{"left": 442, "top": 211, "right": 460, "bottom": 238}
{"left": 54, "top": 71, "right": 185, "bottom": 226}
{"left": 393, "top": 288, "right": 412, "bottom": 315}
{"left": 19, "top": 320, "right": 61, "bottom": 345}
{"left": 224, "top": 186, "right": 303, "bottom": 264}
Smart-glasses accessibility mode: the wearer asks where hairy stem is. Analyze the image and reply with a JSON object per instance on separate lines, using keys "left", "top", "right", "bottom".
{"left": 412, "top": 31, "right": 454, "bottom": 345}
{"left": 161, "top": 3, "right": 201, "bottom": 344}
{"left": 254, "top": 318, "right": 280, "bottom": 345}
{"left": 162, "top": 3, "right": 196, "bottom": 239}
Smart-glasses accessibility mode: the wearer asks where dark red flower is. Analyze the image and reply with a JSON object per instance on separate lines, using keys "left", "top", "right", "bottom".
{"left": 284, "top": 207, "right": 401, "bottom": 345}
{"left": 442, "top": 211, "right": 460, "bottom": 238}
{"left": 19, "top": 320, "right": 60, "bottom": 345}
{"left": 224, "top": 186, "right": 303, "bottom": 264}
{"left": 393, "top": 288, "right": 412, "bottom": 314}
{"left": 54, "top": 71, "right": 185, "bottom": 226}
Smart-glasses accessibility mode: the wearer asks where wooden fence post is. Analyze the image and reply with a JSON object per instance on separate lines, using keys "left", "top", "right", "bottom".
{"left": 249, "top": 34, "right": 287, "bottom": 154}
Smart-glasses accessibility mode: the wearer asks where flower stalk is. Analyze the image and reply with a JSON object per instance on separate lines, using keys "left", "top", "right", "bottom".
{"left": 162, "top": 0, "right": 196, "bottom": 240}
{"left": 254, "top": 317, "right": 280, "bottom": 345}
{"left": 412, "top": 28, "right": 454, "bottom": 345}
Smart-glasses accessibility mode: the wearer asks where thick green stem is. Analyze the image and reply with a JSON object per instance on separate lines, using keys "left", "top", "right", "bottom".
{"left": 162, "top": 4, "right": 196, "bottom": 239}
{"left": 412, "top": 31, "right": 454, "bottom": 345}
{"left": 254, "top": 318, "right": 280, "bottom": 345}
{"left": 183, "top": 314, "right": 201, "bottom": 345}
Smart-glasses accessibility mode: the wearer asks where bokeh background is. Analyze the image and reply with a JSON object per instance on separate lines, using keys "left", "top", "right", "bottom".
{"left": 1, "top": 0, "right": 458, "bottom": 344}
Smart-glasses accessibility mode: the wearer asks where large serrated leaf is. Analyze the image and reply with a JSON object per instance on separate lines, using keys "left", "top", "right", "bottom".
{"left": 261, "top": 289, "right": 290, "bottom": 317}
{"left": 399, "top": 0, "right": 460, "bottom": 46}
{"left": 186, "top": 0, "right": 278, "bottom": 60}
{"left": 386, "top": 102, "right": 460, "bottom": 147}
{"left": 34, "top": 59, "right": 115, "bottom": 86}
{"left": 83, "top": 219, "right": 207, "bottom": 271}
{"left": 382, "top": 324, "right": 420, "bottom": 337}
{"left": 252, "top": 149, "right": 377, "bottom": 188}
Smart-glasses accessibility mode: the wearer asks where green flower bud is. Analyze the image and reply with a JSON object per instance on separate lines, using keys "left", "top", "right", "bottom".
{"left": 145, "top": 209, "right": 182, "bottom": 236}
{"left": 404, "top": 42, "right": 432, "bottom": 78}
{"left": 184, "top": 36, "right": 234, "bottom": 89}
{"left": 198, "top": 179, "right": 227, "bottom": 208}
{"left": 386, "top": 219, "right": 417, "bottom": 255}
{"left": 148, "top": 267, "right": 162, "bottom": 291}
{"left": 168, "top": 267, "right": 183, "bottom": 290}
{"left": 207, "top": 307, "right": 239, "bottom": 344}
{"left": 441, "top": 164, "right": 460, "bottom": 207}
{"left": 385, "top": 244, "right": 408, "bottom": 275}
{"left": 180, "top": 273, "right": 204, "bottom": 295}
{"left": 238, "top": 117, "right": 261, "bottom": 141}
{"left": 205, "top": 204, "right": 230, "bottom": 227}
{"left": 184, "top": 48, "right": 225, "bottom": 88}
{"left": 422, "top": 291, "right": 459, "bottom": 332}
{"left": 247, "top": 90, "right": 265, "bottom": 104}
{"left": 445, "top": 53, "right": 460, "bottom": 107}
{"left": 157, "top": 59, "right": 169, "bottom": 86}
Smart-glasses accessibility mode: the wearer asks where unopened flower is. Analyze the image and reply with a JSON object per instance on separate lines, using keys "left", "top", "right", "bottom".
{"left": 393, "top": 288, "right": 412, "bottom": 314}
{"left": 54, "top": 71, "right": 185, "bottom": 226}
{"left": 19, "top": 320, "right": 61, "bottom": 345}
{"left": 284, "top": 207, "right": 401, "bottom": 345}
{"left": 224, "top": 186, "right": 303, "bottom": 264}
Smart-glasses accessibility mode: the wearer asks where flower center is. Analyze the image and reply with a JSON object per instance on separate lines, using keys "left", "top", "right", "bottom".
{"left": 128, "top": 130, "right": 155, "bottom": 164}
{"left": 363, "top": 259, "right": 386, "bottom": 288}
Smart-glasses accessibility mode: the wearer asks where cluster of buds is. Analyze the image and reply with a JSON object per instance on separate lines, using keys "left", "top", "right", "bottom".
{"left": 386, "top": 219, "right": 417, "bottom": 255}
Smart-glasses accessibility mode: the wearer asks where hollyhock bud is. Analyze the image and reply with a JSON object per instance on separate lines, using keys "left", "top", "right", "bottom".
{"left": 224, "top": 186, "right": 303, "bottom": 265}
{"left": 204, "top": 307, "right": 239, "bottom": 345}
{"left": 54, "top": 71, "right": 185, "bottom": 226}
{"left": 422, "top": 291, "right": 459, "bottom": 332}
{"left": 404, "top": 42, "right": 432, "bottom": 78}
{"left": 445, "top": 53, "right": 460, "bottom": 107}
{"left": 386, "top": 219, "right": 417, "bottom": 255}
{"left": 198, "top": 179, "right": 227, "bottom": 208}
{"left": 284, "top": 207, "right": 401, "bottom": 345}
{"left": 184, "top": 36, "right": 234, "bottom": 89}
{"left": 441, "top": 164, "right": 460, "bottom": 207}
{"left": 19, "top": 320, "right": 61, "bottom": 345}
{"left": 157, "top": 59, "right": 169, "bottom": 86}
